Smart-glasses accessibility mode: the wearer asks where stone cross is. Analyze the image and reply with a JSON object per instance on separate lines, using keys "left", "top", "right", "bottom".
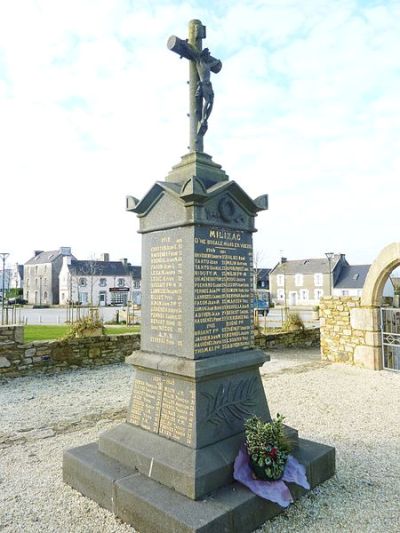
{"left": 167, "top": 19, "right": 222, "bottom": 153}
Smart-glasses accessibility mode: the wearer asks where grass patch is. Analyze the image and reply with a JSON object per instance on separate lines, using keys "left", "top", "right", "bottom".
{"left": 104, "top": 326, "right": 140, "bottom": 336}
{"left": 24, "top": 325, "right": 140, "bottom": 343}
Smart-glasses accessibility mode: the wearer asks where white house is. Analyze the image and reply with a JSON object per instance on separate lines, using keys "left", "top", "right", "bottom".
{"left": 59, "top": 254, "right": 141, "bottom": 306}
{"left": 270, "top": 255, "right": 394, "bottom": 306}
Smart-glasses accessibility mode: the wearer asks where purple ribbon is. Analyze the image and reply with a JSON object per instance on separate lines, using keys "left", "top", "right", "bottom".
{"left": 233, "top": 445, "right": 310, "bottom": 508}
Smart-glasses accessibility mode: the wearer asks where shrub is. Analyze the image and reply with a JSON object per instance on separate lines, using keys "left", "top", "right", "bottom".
{"left": 63, "top": 315, "right": 105, "bottom": 339}
{"left": 282, "top": 312, "right": 304, "bottom": 332}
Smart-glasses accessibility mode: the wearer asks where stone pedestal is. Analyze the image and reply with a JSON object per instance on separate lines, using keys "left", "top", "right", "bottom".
{"left": 63, "top": 151, "right": 335, "bottom": 532}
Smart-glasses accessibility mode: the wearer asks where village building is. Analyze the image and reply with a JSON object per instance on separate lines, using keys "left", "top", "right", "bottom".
{"left": 59, "top": 253, "right": 141, "bottom": 307}
{"left": 24, "top": 247, "right": 75, "bottom": 305}
{"left": 269, "top": 254, "right": 393, "bottom": 306}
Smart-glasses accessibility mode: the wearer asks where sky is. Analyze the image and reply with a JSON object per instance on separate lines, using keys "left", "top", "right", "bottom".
{"left": 0, "top": 0, "right": 399, "bottom": 270}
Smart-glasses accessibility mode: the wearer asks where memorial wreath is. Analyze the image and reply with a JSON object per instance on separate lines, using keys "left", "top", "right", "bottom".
{"left": 233, "top": 414, "right": 310, "bottom": 507}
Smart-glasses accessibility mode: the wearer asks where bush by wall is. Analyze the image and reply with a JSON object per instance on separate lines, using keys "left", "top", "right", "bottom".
{"left": 0, "top": 325, "right": 140, "bottom": 378}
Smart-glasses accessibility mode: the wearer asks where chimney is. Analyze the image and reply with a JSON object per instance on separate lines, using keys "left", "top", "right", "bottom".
{"left": 100, "top": 253, "right": 110, "bottom": 262}
{"left": 60, "top": 247, "right": 72, "bottom": 256}
{"left": 120, "top": 258, "right": 128, "bottom": 267}
{"left": 34, "top": 250, "right": 43, "bottom": 257}
{"left": 280, "top": 257, "right": 287, "bottom": 264}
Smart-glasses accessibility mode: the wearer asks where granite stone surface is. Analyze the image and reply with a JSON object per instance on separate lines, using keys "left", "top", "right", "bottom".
{"left": 63, "top": 37, "right": 335, "bottom": 528}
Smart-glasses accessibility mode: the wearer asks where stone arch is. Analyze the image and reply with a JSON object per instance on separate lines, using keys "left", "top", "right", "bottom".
{"left": 320, "top": 243, "right": 400, "bottom": 370}
{"left": 361, "top": 242, "right": 400, "bottom": 307}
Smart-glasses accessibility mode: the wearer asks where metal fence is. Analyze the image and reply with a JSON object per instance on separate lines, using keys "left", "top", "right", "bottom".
{"left": 381, "top": 307, "right": 400, "bottom": 371}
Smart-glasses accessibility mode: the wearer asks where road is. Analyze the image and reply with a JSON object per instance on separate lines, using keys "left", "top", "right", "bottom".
{"left": 3, "top": 306, "right": 135, "bottom": 325}
{"left": 3, "top": 306, "right": 318, "bottom": 328}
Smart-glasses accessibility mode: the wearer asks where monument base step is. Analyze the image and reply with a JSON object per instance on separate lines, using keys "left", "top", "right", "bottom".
{"left": 63, "top": 438, "right": 335, "bottom": 533}
{"left": 97, "top": 422, "right": 299, "bottom": 500}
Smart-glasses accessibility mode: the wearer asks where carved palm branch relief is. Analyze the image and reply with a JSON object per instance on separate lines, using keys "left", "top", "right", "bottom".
{"left": 202, "top": 376, "right": 258, "bottom": 426}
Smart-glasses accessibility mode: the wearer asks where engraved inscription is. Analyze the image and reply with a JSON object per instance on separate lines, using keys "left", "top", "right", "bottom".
{"left": 129, "top": 371, "right": 195, "bottom": 446}
{"left": 194, "top": 226, "right": 253, "bottom": 355}
{"left": 149, "top": 235, "right": 183, "bottom": 349}
{"left": 159, "top": 378, "right": 195, "bottom": 445}
{"left": 129, "top": 373, "right": 163, "bottom": 433}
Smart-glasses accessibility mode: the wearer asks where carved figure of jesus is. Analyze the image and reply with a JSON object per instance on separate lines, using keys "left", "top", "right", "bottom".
{"left": 168, "top": 20, "right": 222, "bottom": 152}
{"left": 195, "top": 48, "right": 220, "bottom": 127}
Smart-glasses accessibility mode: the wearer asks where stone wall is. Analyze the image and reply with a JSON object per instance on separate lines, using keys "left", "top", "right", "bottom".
{"left": 1, "top": 325, "right": 323, "bottom": 378}
{"left": 255, "top": 327, "right": 320, "bottom": 350}
{"left": 319, "top": 296, "right": 381, "bottom": 368}
{"left": 0, "top": 325, "right": 140, "bottom": 378}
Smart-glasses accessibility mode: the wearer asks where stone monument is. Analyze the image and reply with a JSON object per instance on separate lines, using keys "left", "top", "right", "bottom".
{"left": 63, "top": 19, "right": 335, "bottom": 532}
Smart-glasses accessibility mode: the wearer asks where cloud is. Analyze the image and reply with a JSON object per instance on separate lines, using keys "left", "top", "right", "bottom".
{"left": 0, "top": 0, "right": 399, "bottom": 269}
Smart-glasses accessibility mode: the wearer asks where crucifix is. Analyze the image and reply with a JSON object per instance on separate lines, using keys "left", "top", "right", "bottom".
{"left": 167, "top": 19, "right": 222, "bottom": 153}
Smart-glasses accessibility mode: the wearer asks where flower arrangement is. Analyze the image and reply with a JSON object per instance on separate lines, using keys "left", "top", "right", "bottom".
{"left": 244, "top": 414, "right": 291, "bottom": 481}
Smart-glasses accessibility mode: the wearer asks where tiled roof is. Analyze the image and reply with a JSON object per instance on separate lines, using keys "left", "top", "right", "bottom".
{"left": 272, "top": 255, "right": 343, "bottom": 275}
{"left": 129, "top": 265, "right": 142, "bottom": 279}
{"left": 68, "top": 260, "right": 129, "bottom": 277}
{"left": 334, "top": 265, "right": 370, "bottom": 289}
{"left": 25, "top": 250, "right": 63, "bottom": 265}
{"left": 257, "top": 268, "right": 271, "bottom": 281}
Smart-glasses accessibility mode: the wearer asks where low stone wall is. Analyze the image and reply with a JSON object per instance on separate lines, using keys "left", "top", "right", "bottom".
{"left": 255, "top": 328, "right": 320, "bottom": 350}
{"left": 319, "top": 296, "right": 380, "bottom": 368}
{"left": 0, "top": 325, "right": 140, "bottom": 378}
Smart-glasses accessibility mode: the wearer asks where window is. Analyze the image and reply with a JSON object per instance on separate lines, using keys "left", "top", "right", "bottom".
{"left": 314, "top": 289, "right": 323, "bottom": 300}
{"left": 111, "top": 291, "right": 128, "bottom": 305}
{"left": 61, "top": 293, "right": 66, "bottom": 302}
{"left": 277, "top": 274, "right": 284, "bottom": 287}
{"left": 133, "top": 280, "right": 141, "bottom": 289}
{"left": 99, "top": 278, "right": 107, "bottom": 287}
{"left": 300, "top": 289, "right": 309, "bottom": 301}
{"left": 341, "top": 290, "right": 349, "bottom": 296}
{"left": 277, "top": 289, "right": 285, "bottom": 300}
{"left": 314, "top": 273, "right": 323, "bottom": 286}
{"left": 79, "top": 292, "right": 88, "bottom": 304}
{"left": 295, "top": 273, "right": 303, "bottom": 287}
{"left": 117, "top": 278, "right": 126, "bottom": 287}
{"left": 79, "top": 277, "right": 87, "bottom": 287}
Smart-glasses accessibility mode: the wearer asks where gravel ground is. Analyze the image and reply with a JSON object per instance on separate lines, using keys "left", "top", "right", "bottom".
{"left": 1, "top": 348, "right": 400, "bottom": 532}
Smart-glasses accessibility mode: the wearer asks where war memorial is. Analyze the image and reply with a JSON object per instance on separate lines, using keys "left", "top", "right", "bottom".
{"left": 63, "top": 20, "right": 335, "bottom": 532}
